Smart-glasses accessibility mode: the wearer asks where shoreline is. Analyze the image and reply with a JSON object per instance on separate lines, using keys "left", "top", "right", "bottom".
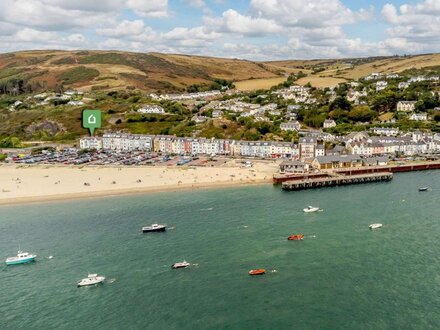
{"left": 0, "top": 163, "right": 277, "bottom": 206}
{"left": 0, "top": 180, "right": 272, "bottom": 206}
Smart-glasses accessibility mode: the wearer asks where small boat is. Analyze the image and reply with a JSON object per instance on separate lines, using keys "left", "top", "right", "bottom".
{"left": 288, "top": 234, "right": 304, "bottom": 241}
{"left": 5, "top": 251, "right": 37, "bottom": 265}
{"left": 369, "top": 223, "right": 383, "bottom": 230}
{"left": 142, "top": 224, "right": 166, "bottom": 233}
{"left": 418, "top": 187, "right": 429, "bottom": 191}
{"left": 303, "top": 206, "right": 320, "bottom": 213}
{"left": 77, "top": 274, "right": 106, "bottom": 287}
{"left": 249, "top": 269, "right": 266, "bottom": 276}
{"left": 172, "top": 261, "right": 190, "bottom": 269}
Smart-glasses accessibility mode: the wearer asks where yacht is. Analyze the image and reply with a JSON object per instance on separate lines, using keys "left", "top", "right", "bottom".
{"left": 142, "top": 224, "right": 166, "bottom": 233}
{"left": 303, "top": 206, "right": 320, "bottom": 213}
{"left": 5, "top": 251, "right": 37, "bottom": 265}
{"left": 172, "top": 261, "right": 190, "bottom": 269}
{"left": 369, "top": 223, "right": 383, "bottom": 230}
{"left": 77, "top": 274, "right": 106, "bottom": 287}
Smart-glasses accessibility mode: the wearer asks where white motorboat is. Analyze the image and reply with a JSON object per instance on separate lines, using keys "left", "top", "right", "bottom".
{"left": 142, "top": 224, "right": 166, "bottom": 233}
{"left": 369, "top": 223, "right": 383, "bottom": 230}
{"left": 303, "top": 206, "right": 320, "bottom": 213}
{"left": 172, "top": 261, "right": 190, "bottom": 269}
{"left": 5, "top": 251, "right": 37, "bottom": 265}
{"left": 77, "top": 273, "right": 106, "bottom": 287}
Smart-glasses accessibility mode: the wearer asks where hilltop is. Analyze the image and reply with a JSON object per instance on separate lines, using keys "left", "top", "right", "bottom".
{"left": 0, "top": 50, "right": 279, "bottom": 93}
{"left": 264, "top": 53, "right": 440, "bottom": 88}
{"left": 2, "top": 51, "right": 440, "bottom": 93}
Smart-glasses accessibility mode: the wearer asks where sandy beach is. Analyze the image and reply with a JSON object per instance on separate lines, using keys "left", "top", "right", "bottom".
{"left": 0, "top": 160, "right": 278, "bottom": 205}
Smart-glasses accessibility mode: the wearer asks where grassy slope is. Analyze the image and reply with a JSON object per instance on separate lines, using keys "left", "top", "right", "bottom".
{"left": 0, "top": 50, "right": 280, "bottom": 92}
{"left": 3, "top": 51, "right": 440, "bottom": 91}
{"left": 264, "top": 54, "right": 440, "bottom": 87}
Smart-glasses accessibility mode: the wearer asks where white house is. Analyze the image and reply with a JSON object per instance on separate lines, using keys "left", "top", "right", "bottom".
{"left": 280, "top": 121, "right": 301, "bottom": 131}
{"left": 138, "top": 105, "right": 165, "bottom": 114}
{"left": 364, "top": 72, "right": 382, "bottom": 81}
{"left": 371, "top": 127, "right": 399, "bottom": 136}
{"left": 67, "top": 100, "right": 84, "bottom": 106}
{"left": 398, "top": 82, "right": 410, "bottom": 89}
{"left": 397, "top": 101, "right": 417, "bottom": 112}
{"left": 323, "top": 119, "right": 336, "bottom": 129}
{"left": 79, "top": 137, "right": 103, "bottom": 150}
{"left": 212, "top": 110, "right": 223, "bottom": 118}
{"left": 376, "top": 81, "right": 388, "bottom": 91}
{"left": 409, "top": 112, "right": 428, "bottom": 121}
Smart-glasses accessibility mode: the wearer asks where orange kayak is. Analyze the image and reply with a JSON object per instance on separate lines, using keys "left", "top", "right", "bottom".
{"left": 248, "top": 269, "right": 266, "bottom": 276}
{"left": 288, "top": 234, "right": 304, "bottom": 241}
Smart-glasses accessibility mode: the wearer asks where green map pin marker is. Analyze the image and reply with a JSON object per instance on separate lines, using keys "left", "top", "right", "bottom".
{"left": 82, "top": 109, "right": 101, "bottom": 136}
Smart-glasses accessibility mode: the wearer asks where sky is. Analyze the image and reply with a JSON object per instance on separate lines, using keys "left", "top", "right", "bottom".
{"left": 1, "top": 0, "right": 440, "bottom": 60}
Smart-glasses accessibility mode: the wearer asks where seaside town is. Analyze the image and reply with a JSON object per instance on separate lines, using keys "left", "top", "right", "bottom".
{"left": 2, "top": 67, "right": 440, "bottom": 182}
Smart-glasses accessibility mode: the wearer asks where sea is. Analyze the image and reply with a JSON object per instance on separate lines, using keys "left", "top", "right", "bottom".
{"left": 1, "top": 171, "right": 439, "bottom": 329}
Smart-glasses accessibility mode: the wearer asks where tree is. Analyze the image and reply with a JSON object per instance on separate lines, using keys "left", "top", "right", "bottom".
{"left": 371, "top": 90, "right": 398, "bottom": 113}
{"left": 329, "top": 96, "right": 351, "bottom": 112}
{"left": 348, "top": 106, "right": 377, "bottom": 122}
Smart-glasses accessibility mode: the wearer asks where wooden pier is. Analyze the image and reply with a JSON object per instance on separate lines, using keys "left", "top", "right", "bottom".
{"left": 281, "top": 172, "right": 393, "bottom": 191}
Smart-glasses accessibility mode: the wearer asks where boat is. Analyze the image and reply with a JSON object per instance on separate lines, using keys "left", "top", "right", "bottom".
{"left": 142, "top": 224, "right": 166, "bottom": 233}
{"left": 288, "top": 234, "right": 304, "bottom": 241}
{"left": 418, "top": 187, "right": 429, "bottom": 191}
{"left": 77, "top": 274, "right": 106, "bottom": 287}
{"left": 172, "top": 261, "right": 190, "bottom": 269}
{"left": 5, "top": 251, "right": 37, "bottom": 265}
{"left": 303, "top": 206, "right": 320, "bottom": 213}
{"left": 249, "top": 269, "right": 266, "bottom": 276}
{"left": 369, "top": 223, "right": 383, "bottom": 230}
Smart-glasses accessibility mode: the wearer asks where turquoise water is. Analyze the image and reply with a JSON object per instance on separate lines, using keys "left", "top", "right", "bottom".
{"left": 1, "top": 171, "right": 440, "bottom": 329}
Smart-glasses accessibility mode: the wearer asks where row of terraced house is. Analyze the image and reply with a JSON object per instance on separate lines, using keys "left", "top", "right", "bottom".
{"left": 79, "top": 133, "right": 325, "bottom": 160}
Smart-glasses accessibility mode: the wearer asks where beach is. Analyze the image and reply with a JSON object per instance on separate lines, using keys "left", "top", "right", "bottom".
{"left": 0, "top": 160, "right": 278, "bottom": 204}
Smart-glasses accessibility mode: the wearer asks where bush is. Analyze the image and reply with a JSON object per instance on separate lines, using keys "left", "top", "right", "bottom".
{"left": 0, "top": 136, "right": 22, "bottom": 148}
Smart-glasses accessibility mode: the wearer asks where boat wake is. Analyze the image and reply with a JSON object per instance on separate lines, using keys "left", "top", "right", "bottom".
{"left": 200, "top": 207, "right": 213, "bottom": 211}
{"left": 47, "top": 255, "right": 54, "bottom": 259}
{"left": 108, "top": 278, "right": 116, "bottom": 284}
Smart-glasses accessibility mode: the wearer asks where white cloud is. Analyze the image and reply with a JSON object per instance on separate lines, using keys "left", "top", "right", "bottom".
{"left": 97, "top": 20, "right": 146, "bottom": 38}
{"left": 204, "top": 9, "right": 282, "bottom": 36}
{"left": 0, "top": 0, "right": 119, "bottom": 31}
{"left": 43, "top": 0, "right": 123, "bottom": 12}
{"left": 126, "top": 0, "right": 168, "bottom": 18}
{"left": 15, "top": 28, "right": 58, "bottom": 42}
{"left": 249, "top": 0, "right": 372, "bottom": 27}
{"left": 99, "top": 38, "right": 128, "bottom": 49}
{"left": 0, "top": 28, "right": 88, "bottom": 52}
{"left": 161, "top": 26, "right": 221, "bottom": 47}
{"left": 381, "top": 1, "right": 440, "bottom": 54}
